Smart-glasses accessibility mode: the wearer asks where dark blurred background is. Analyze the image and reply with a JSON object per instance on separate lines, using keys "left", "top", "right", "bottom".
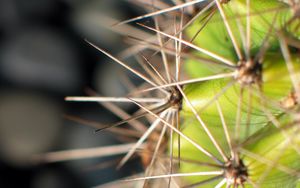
{"left": 0, "top": 0, "right": 144, "bottom": 187}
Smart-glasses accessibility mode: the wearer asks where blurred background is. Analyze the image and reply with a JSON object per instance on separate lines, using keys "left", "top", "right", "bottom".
{"left": 0, "top": 0, "right": 146, "bottom": 187}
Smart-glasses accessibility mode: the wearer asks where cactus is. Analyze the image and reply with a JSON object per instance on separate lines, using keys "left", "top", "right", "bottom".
{"left": 40, "top": 0, "right": 300, "bottom": 187}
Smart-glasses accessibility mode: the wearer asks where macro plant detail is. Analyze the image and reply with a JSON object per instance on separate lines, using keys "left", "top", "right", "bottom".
{"left": 38, "top": 0, "right": 300, "bottom": 187}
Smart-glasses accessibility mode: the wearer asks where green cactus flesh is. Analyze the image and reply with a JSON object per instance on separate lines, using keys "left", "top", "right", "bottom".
{"left": 171, "top": 0, "right": 300, "bottom": 187}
